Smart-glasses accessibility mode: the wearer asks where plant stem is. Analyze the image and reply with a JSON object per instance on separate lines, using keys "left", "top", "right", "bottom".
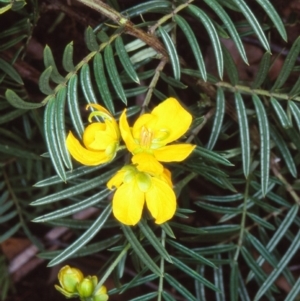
{"left": 233, "top": 177, "right": 250, "bottom": 261}
{"left": 141, "top": 58, "right": 168, "bottom": 112}
{"left": 174, "top": 172, "right": 197, "bottom": 197}
{"left": 157, "top": 230, "right": 166, "bottom": 301}
{"left": 76, "top": 0, "right": 168, "bottom": 57}
{"left": 217, "top": 81, "right": 300, "bottom": 102}
{"left": 95, "top": 243, "right": 130, "bottom": 291}
{"left": 149, "top": 0, "right": 195, "bottom": 34}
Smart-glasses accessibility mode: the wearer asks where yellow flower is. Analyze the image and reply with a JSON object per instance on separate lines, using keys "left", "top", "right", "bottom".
{"left": 107, "top": 163, "right": 176, "bottom": 225}
{"left": 66, "top": 104, "right": 120, "bottom": 166}
{"left": 55, "top": 265, "right": 83, "bottom": 298}
{"left": 120, "top": 97, "right": 196, "bottom": 173}
{"left": 93, "top": 285, "right": 109, "bottom": 301}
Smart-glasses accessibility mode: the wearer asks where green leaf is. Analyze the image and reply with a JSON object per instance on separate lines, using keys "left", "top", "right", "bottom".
{"left": 0, "top": 223, "right": 21, "bottom": 243}
{"left": 0, "top": 3, "right": 12, "bottom": 14}
{"left": 188, "top": 5, "right": 223, "bottom": 79}
{"left": 0, "top": 34, "right": 27, "bottom": 52}
{"left": 289, "top": 75, "right": 300, "bottom": 97}
{"left": 247, "top": 212, "right": 275, "bottom": 230}
{"left": 43, "top": 45, "right": 65, "bottom": 84}
{"left": 67, "top": 74, "right": 84, "bottom": 138}
{"left": 207, "top": 88, "right": 225, "bottom": 150}
{"left": 48, "top": 204, "right": 112, "bottom": 266}
{"left": 203, "top": 0, "right": 248, "bottom": 64}
{"left": 288, "top": 101, "right": 300, "bottom": 132}
{"left": 252, "top": 52, "right": 271, "bottom": 88}
{"left": 252, "top": 95, "right": 270, "bottom": 196}
{"left": 165, "top": 273, "right": 197, "bottom": 301}
{"left": 230, "top": 261, "right": 238, "bottom": 301}
{"left": 138, "top": 219, "right": 172, "bottom": 263}
{"left": 34, "top": 159, "right": 117, "bottom": 187}
{"left": 121, "top": 224, "right": 162, "bottom": 276}
{"left": 174, "top": 15, "right": 206, "bottom": 81}
{"left": 233, "top": 0, "right": 270, "bottom": 52}
{"left": 115, "top": 36, "right": 139, "bottom": 84}
{"left": 222, "top": 44, "right": 238, "bottom": 85}
{"left": 162, "top": 291, "right": 176, "bottom": 301}
{"left": 247, "top": 204, "right": 299, "bottom": 282}
{"left": 167, "top": 239, "right": 216, "bottom": 268}
{"left": 198, "top": 194, "right": 243, "bottom": 202}
{"left": 44, "top": 97, "right": 66, "bottom": 181}
{"left": 62, "top": 42, "right": 75, "bottom": 72}
{"left": 0, "top": 210, "right": 17, "bottom": 223}
{"left": 255, "top": 0, "right": 287, "bottom": 41}
{"left": 121, "top": 0, "right": 171, "bottom": 18}
{"left": 55, "top": 87, "right": 72, "bottom": 169}
{"left": 104, "top": 44, "right": 127, "bottom": 104}
{"left": 246, "top": 232, "right": 278, "bottom": 272}
{"left": 195, "top": 201, "right": 242, "bottom": 215}
{"left": 193, "top": 146, "right": 233, "bottom": 166}
{"left": 270, "top": 97, "right": 292, "bottom": 128}
{"left": 272, "top": 36, "right": 300, "bottom": 91}
{"left": 39, "top": 235, "right": 121, "bottom": 259}
{"left": 80, "top": 63, "right": 98, "bottom": 104}
{"left": 5, "top": 89, "right": 44, "bottom": 109}
{"left": 270, "top": 125, "right": 297, "bottom": 177}
{"left": 32, "top": 169, "right": 117, "bottom": 205}
{"left": 254, "top": 230, "right": 300, "bottom": 301}
{"left": 111, "top": 275, "right": 159, "bottom": 295}
{"left": 93, "top": 52, "right": 115, "bottom": 114}
{"left": 84, "top": 26, "right": 99, "bottom": 52}
{"left": 33, "top": 189, "right": 110, "bottom": 222}
{"left": 130, "top": 47, "right": 157, "bottom": 65}
{"left": 0, "top": 58, "right": 23, "bottom": 84}
{"left": 235, "top": 92, "right": 250, "bottom": 177}
{"left": 284, "top": 277, "right": 300, "bottom": 301}
{"left": 39, "top": 66, "right": 54, "bottom": 95}
{"left": 159, "top": 26, "right": 180, "bottom": 80}
{"left": 171, "top": 256, "right": 219, "bottom": 292}
{"left": 237, "top": 269, "right": 251, "bottom": 301}
{"left": 160, "top": 72, "right": 186, "bottom": 89}
{"left": 213, "top": 254, "right": 226, "bottom": 301}
{"left": 0, "top": 144, "right": 40, "bottom": 160}
{"left": 159, "top": 223, "right": 176, "bottom": 238}
{"left": 129, "top": 292, "right": 158, "bottom": 301}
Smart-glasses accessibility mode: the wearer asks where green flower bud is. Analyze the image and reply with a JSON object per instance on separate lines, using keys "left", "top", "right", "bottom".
{"left": 77, "top": 276, "right": 96, "bottom": 298}
{"left": 92, "top": 285, "right": 109, "bottom": 301}
{"left": 55, "top": 265, "right": 84, "bottom": 298}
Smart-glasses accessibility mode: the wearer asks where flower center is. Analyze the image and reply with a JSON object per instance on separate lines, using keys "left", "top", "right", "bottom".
{"left": 140, "top": 126, "right": 153, "bottom": 149}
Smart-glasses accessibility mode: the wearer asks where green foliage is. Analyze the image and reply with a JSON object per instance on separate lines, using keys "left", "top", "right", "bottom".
{"left": 1, "top": 0, "right": 300, "bottom": 300}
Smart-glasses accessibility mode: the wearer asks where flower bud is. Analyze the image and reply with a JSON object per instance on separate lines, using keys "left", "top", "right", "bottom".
{"left": 55, "top": 265, "right": 83, "bottom": 298}
{"left": 92, "top": 285, "right": 109, "bottom": 301}
{"left": 76, "top": 276, "right": 96, "bottom": 298}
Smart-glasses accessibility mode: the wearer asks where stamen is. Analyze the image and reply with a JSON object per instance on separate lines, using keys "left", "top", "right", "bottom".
{"left": 140, "top": 126, "right": 153, "bottom": 148}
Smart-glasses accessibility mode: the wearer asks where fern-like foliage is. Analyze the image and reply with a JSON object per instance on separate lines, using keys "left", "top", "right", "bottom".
{"left": 4, "top": 0, "right": 300, "bottom": 300}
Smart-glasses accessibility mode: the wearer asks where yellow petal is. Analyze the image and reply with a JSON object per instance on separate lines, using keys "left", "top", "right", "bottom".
{"left": 66, "top": 132, "right": 111, "bottom": 166}
{"left": 83, "top": 121, "right": 119, "bottom": 151}
{"left": 119, "top": 109, "right": 137, "bottom": 152}
{"left": 87, "top": 104, "right": 111, "bottom": 115}
{"left": 160, "top": 168, "right": 173, "bottom": 188}
{"left": 112, "top": 181, "right": 145, "bottom": 225}
{"left": 153, "top": 144, "right": 196, "bottom": 162}
{"left": 107, "top": 169, "right": 127, "bottom": 189}
{"left": 145, "top": 177, "right": 176, "bottom": 224}
{"left": 132, "top": 153, "right": 164, "bottom": 175}
{"left": 150, "top": 97, "right": 192, "bottom": 144}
